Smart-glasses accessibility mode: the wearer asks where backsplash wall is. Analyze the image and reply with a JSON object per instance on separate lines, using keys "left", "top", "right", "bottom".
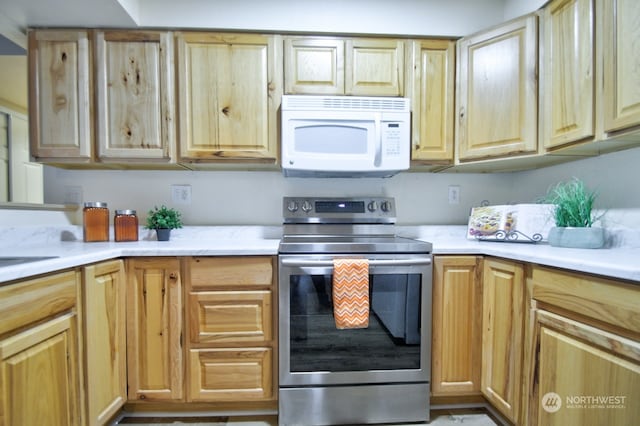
{"left": 42, "top": 146, "right": 640, "bottom": 228}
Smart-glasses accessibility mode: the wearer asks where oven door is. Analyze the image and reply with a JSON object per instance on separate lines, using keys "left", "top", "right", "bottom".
{"left": 278, "top": 253, "right": 432, "bottom": 387}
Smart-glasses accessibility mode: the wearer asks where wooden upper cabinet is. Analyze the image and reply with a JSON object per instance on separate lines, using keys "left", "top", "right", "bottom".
{"left": 346, "top": 38, "right": 404, "bottom": 96}
{"left": 28, "top": 30, "right": 93, "bottom": 162}
{"left": 95, "top": 31, "right": 176, "bottom": 162}
{"left": 176, "top": 32, "right": 281, "bottom": 163}
{"left": 284, "top": 36, "right": 404, "bottom": 96}
{"left": 601, "top": 0, "right": 640, "bottom": 134}
{"left": 541, "top": 0, "right": 595, "bottom": 150}
{"left": 284, "top": 37, "right": 344, "bottom": 94}
{"left": 408, "top": 39, "right": 455, "bottom": 163}
{"left": 456, "top": 14, "right": 538, "bottom": 161}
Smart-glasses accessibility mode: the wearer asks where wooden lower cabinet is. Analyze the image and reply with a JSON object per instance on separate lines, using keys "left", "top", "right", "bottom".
{"left": 526, "top": 266, "right": 640, "bottom": 425}
{"left": 185, "top": 256, "right": 276, "bottom": 404}
{"left": 432, "top": 256, "right": 483, "bottom": 397}
{"left": 0, "top": 271, "right": 81, "bottom": 426}
{"left": 481, "top": 258, "right": 525, "bottom": 423}
{"left": 531, "top": 310, "right": 640, "bottom": 425}
{"left": 126, "top": 258, "right": 183, "bottom": 401}
{"left": 82, "top": 260, "right": 127, "bottom": 425}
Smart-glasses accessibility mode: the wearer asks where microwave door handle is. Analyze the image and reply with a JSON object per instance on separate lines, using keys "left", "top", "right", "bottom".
{"left": 374, "top": 113, "right": 382, "bottom": 167}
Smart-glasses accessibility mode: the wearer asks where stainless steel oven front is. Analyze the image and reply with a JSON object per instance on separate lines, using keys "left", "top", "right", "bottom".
{"left": 278, "top": 252, "right": 432, "bottom": 426}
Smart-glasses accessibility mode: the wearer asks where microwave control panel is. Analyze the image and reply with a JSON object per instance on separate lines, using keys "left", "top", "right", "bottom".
{"left": 383, "top": 123, "right": 402, "bottom": 156}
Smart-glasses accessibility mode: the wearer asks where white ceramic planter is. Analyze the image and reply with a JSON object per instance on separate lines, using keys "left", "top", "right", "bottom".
{"left": 548, "top": 226, "right": 604, "bottom": 249}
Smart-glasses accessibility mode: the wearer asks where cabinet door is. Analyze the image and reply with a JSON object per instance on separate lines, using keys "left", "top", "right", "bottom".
{"left": 188, "top": 348, "right": 273, "bottom": 402}
{"left": 284, "top": 37, "right": 344, "bottom": 95}
{"left": 177, "top": 32, "right": 281, "bottom": 163}
{"left": 481, "top": 258, "right": 524, "bottom": 423}
{"left": 28, "top": 30, "right": 92, "bottom": 162}
{"left": 432, "top": 256, "right": 483, "bottom": 396}
{"left": 346, "top": 39, "right": 404, "bottom": 96}
{"left": 126, "top": 258, "right": 183, "bottom": 401}
{"left": 531, "top": 310, "right": 640, "bottom": 425}
{"left": 602, "top": 0, "right": 640, "bottom": 133}
{"left": 83, "top": 260, "right": 126, "bottom": 425}
{"left": 456, "top": 15, "right": 538, "bottom": 161}
{"left": 0, "top": 313, "right": 80, "bottom": 426}
{"left": 542, "top": 0, "right": 595, "bottom": 149}
{"left": 409, "top": 39, "right": 455, "bottom": 163}
{"left": 95, "top": 31, "right": 176, "bottom": 162}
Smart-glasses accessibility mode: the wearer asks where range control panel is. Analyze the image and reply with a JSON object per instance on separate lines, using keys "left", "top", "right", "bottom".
{"left": 283, "top": 197, "right": 396, "bottom": 224}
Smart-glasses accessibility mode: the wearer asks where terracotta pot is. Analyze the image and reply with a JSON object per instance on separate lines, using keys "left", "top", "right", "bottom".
{"left": 548, "top": 227, "right": 604, "bottom": 249}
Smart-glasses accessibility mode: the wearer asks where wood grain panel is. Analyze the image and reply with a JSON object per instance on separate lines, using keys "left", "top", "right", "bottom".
{"left": 432, "top": 256, "right": 483, "bottom": 396}
{"left": 284, "top": 37, "right": 344, "bottom": 94}
{"left": 346, "top": 38, "right": 404, "bottom": 96}
{"left": 188, "top": 256, "right": 274, "bottom": 290}
{"left": 187, "top": 348, "right": 272, "bottom": 402}
{"left": 0, "top": 270, "right": 78, "bottom": 337}
{"left": 530, "top": 265, "right": 640, "bottom": 335}
{"left": 189, "top": 291, "right": 272, "bottom": 344}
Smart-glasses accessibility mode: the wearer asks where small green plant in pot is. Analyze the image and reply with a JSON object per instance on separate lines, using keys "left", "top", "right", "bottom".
{"left": 145, "top": 205, "right": 183, "bottom": 241}
{"left": 543, "top": 178, "right": 605, "bottom": 248}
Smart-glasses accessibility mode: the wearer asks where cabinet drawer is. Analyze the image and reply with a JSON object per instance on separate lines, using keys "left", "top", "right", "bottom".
{"left": 189, "top": 291, "right": 272, "bottom": 344}
{"left": 189, "top": 257, "right": 274, "bottom": 290}
{"left": 0, "top": 271, "right": 78, "bottom": 336}
{"left": 530, "top": 266, "right": 640, "bottom": 334}
{"left": 188, "top": 348, "right": 273, "bottom": 401}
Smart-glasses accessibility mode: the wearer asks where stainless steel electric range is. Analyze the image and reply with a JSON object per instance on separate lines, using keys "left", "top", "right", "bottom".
{"left": 278, "top": 196, "right": 433, "bottom": 426}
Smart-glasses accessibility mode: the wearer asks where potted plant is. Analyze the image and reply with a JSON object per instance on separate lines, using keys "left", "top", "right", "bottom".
{"left": 544, "top": 178, "right": 605, "bottom": 248}
{"left": 145, "top": 205, "right": 183, "bottom": 241}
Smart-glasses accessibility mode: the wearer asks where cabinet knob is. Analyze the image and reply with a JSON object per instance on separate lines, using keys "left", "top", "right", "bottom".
{"left": 169, "top": 272, "right": 177, "bottom": 280}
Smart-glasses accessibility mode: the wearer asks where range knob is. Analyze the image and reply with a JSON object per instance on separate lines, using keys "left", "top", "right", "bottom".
{"left": 367, "top": 201, "right": 378, "bottom": 212}
{"left": 380, "top": 201, "right": 393, "bottom": 212}
{"left": 287, "top": 200, "right": 299, "bottom": 212}
{"left": 301, "top": 200, "right": 313, "bottom": 213}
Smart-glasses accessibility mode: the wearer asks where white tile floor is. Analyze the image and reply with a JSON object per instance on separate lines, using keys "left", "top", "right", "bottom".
{"left": 117, "top": 409, "right": 499, "bottom": 425}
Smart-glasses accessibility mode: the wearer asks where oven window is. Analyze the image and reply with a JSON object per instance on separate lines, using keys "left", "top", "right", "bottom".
{"left": 289, "top": 273, "right": 421, "bottom": 372}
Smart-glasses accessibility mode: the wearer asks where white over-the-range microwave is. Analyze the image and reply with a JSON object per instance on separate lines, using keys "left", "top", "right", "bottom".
{"left": 280, "top": 95, "right": 411, "bottom": 178}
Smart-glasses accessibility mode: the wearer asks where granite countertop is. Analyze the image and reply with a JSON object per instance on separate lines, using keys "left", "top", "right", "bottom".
{"left": 0, "top": 225, "right": 639, "bottom": 284}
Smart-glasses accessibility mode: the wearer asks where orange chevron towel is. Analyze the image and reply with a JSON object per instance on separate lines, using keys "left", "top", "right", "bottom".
{"left": 332, "top": 258, "right": 370, "bottom": 329}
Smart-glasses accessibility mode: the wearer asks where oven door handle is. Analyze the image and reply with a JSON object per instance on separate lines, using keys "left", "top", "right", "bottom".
{"left": 280, "top": 258, "right": 432, "bottom": 267}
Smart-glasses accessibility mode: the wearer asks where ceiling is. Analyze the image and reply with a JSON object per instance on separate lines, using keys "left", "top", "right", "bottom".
{"left": 1, "top": 0, "right": 522, "bottom": 53}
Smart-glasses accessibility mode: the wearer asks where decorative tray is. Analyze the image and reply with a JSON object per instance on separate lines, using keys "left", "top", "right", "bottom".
{"left": 467, "top": 204, "right": 554, "bottom": 244}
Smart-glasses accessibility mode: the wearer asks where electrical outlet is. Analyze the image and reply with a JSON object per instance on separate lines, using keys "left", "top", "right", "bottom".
{"left": 171, "top": 184, "right": 192, "bottom": 205}
{"left": 448, "top": 185, "right": 461, "bottom": 205}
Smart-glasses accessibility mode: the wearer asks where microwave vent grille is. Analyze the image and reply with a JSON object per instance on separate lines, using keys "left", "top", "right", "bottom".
{"left": 282, "top": 95, "right": 409, "bottom": 112}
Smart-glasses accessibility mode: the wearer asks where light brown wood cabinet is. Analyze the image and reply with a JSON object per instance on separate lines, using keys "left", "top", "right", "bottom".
{"left": 184, "top": 256, "right": 276, "bottom": 404}
{"left": 601, "top": 0, "right": 640, "bottom": 135}
{"left": 481, "top": 258, "right": 525, "bottom": 423}
{"left": 284, "top": 36, "right": 404, "bottom": 96}
{"left": 540, "top": 0, "right": 595, "bottom": 150}
{"left": 82, "top": 260, "right": 126, "bottom": 425}
{"left": 126, "top": 258, "right": 183, "bottom": 401}
{"left": 407, "top": 39, "right": 456, "bottom": 165}
{"left": 455, "top": 14, "right": 538, "bottom": 162}
{"left": 432, "top": 256, "right": 483, "bottom": 397}
{"left": 95, "top": 31, "right": 176, "bottom": 163}
{"left": 176, "top": 32, "right": 282, "bottom": 164}
{"left": 525, "top": 266, "right": 640, "bottom": 425}
{"left": 28, "top": 30, "right": 93, "bottom": 163}
{"left": 0, "top": 270, "right": 81, "bottom": 426}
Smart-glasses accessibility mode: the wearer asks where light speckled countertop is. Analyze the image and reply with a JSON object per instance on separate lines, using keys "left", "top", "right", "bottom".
{"left": 0, "top": 225, "right": 638, "bottom": 283}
